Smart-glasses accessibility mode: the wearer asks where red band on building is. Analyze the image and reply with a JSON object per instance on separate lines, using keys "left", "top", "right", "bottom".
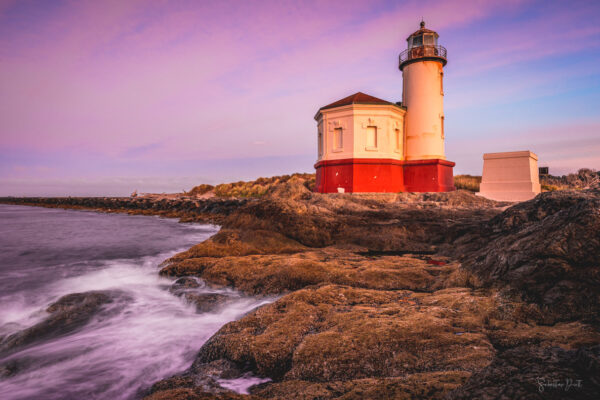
{"left": 315, "top": 158, "right": 455, "bottom": 193}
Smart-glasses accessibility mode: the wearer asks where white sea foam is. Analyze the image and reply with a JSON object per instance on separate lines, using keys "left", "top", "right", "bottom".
{"left": 0, "top": 206, "right": 273, "bottom": 399}
{"left": 219, "top": 375, "right": 272, "bottom": 394}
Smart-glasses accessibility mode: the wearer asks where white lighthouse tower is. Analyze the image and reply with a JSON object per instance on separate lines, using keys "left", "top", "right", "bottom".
{"left": 400, "top": 20, "right": 447, "bottom": 161}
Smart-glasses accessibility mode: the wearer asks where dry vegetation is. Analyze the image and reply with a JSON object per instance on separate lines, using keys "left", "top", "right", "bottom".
{"left": 541, "top": 168, "right": 599, "bottom": 191}
{"left": 453, "top": 175, "right": 481, "bottom": 192}
{"left": 186, "top": 173, "right": 316, "bottom": 198}
{"left": 185, "top": 184, "right": 215, "bottom": 196}
{"left": 454, "top": 169, "right": 600, "bottom": 193}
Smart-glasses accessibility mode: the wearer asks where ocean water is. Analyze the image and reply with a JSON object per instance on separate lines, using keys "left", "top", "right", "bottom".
{"left": 0, "top": 204, "right": 271, "bottom": 399}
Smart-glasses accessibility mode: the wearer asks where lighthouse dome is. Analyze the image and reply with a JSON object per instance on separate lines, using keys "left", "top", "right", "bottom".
{"left": 399, "top": 20, "right": 447, "bottom": 70}
{"left": 406, "top": 20, "right": 439, "bottom": 47}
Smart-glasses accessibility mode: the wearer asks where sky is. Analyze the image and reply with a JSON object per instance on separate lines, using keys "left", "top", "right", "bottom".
{"left": 1, "top": 0, "right": 599, "bottom": 196}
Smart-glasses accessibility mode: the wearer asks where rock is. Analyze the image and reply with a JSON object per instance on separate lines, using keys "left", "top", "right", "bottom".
{"left": 161, "top": 247, "right": 464, "bottom": 295}
{"left": 196, "top": 285, "right": 496, "bottom": 382}
{"left": 167, "top": 276, "right": 232, "bottom": 313}
{"left": 165, "top": 229, "right": 307, "bottom": 262}
{"left": 0, "top": 359, "right": 20, "bottom": 377}
{"left": 144, "top": 360, "right": 250, "bottom": 400}
{"left": 446, "top": 345, "right": 600, "bottom": 400}
{"left": 219, "top": 179, "right": 504, "bottom": 249}
{"left": 147, "top": 375, "right": 226, "bottom": 397}
{"left": 184, "top": 293, "right": 232, "bottom": 313}
{"left": 173, "top": 282, "right": 598, "bottom": 399}
{"left": 252, "top": 372, "right": 471, "bottom": 400}
{"left": 169, "top": 276, "right": 203, "bottom": 294}
{"left": 0, "top": 290, "right": 129, "bottom": 356}
{"left": 174, "top": 276, "right": 202, "bottom": 288}
{"left": 191, "top": 359, "right": 245, "bottom": 380}
{"left": 453, "top": 189, "right": 600, "bottom": 323}
{"left": 6, "top": 177, "right": 600, "bottom": 399}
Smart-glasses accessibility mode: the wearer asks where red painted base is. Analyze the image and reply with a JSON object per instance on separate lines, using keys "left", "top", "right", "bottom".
{"left": 314, "top": 158, "right": 455, "bottom": 193}
{"left": 403, "top": 159, "right": 456, "bottom": 192}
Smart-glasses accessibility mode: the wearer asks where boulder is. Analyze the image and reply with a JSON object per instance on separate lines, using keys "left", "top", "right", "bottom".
{"left": 0, "top": 290, "right": 129, "bottom": 356}
{"left": 185, "top": 293, "right": 233, "bottom": 313}
{"left": 172, "top": 276, "right": 203, "bottom": 289}
{"left": 453, "top": 189, "right": 600, "bottom": 323}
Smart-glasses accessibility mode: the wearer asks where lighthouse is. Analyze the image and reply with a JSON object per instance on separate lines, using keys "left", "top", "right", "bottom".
{"left": 314, "top": 21, "right": 455, "bottom": 193}
{"left": 400, "top": 20, "right": 446, "bottom": 161}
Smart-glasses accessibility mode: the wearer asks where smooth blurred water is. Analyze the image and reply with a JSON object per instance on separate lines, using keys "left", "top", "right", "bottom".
{"left": 0, "top": 205, "right": 271, "bottom": 399}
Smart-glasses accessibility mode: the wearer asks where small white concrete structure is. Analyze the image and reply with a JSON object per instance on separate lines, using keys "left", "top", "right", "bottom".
{"left": 478, "top": 151, "right": 541, "bottom": 202}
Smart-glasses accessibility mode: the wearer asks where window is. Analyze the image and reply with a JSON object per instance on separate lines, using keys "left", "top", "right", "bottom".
{"left": 412, "top": 35, "right": 423, "bottom": 47}
{"left": 424, "top": 34, "right": 434, "bottom": 45}
{"left": 333, "top": 128, "right": 343, "bottom": 150}
{"left": 440, "top": 71, "right": 444, "bottom": 95}
{"left": 441, "top": 116, "right": 445, "bottom": 139}
{"left": 318, "top": 131, "right": 323, "bottom": 156}
{"left": 366, "top": 126, "right": 377, "bottom": 149}
{"left": 395, "top": 129, "right": 401, "bottom": 151}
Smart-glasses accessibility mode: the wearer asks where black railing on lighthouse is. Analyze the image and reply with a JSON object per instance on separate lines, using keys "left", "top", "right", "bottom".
{"left": 399, "top": 45, "right": 447, "bottom": 67}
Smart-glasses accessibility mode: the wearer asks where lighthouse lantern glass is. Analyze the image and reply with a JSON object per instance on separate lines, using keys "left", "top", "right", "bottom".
{"left": 410, "top": 35, "right": 422, "bottom": 48}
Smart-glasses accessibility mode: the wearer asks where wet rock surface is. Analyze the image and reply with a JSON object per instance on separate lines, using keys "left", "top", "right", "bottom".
{"left": 168, "top": 276, "right": 235, "bottom": 313}
{"left": 0, "top": 290, "right": 129, "bottom": 356}
{"left": 184, "top": 293, "right": 233, "bottom": 313}
{"left": 0, "top": 290, "right": 131, "bottom": 378}
{"left": 172, "top": 276, "right": 203, "bottom": 289}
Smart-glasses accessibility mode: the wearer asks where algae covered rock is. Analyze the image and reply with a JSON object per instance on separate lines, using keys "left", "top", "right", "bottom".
{"left": 196, "top": 285, "right": 495, "bottom": 383}
{"left": 161, "top": 247, "right": 461, "bottom": 296}
{"left": 455, "top": 189, "right": 600, "bottom": 323}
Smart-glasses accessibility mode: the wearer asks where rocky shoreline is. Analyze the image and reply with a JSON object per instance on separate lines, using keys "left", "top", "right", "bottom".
{"left": 0, "top": 195, "right": 248, "bottom": 224}
{"left": 2, "top": 177, "right": 599, "bottom": 399}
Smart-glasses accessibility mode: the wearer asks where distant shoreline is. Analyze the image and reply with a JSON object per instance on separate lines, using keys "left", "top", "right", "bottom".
{"left": 0, "top": 196, "right": 247, "bottom": 224}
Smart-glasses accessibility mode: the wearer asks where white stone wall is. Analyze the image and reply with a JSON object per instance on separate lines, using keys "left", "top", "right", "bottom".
{"left": 316, "top": 104, "right": 406, "bottom": 162}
